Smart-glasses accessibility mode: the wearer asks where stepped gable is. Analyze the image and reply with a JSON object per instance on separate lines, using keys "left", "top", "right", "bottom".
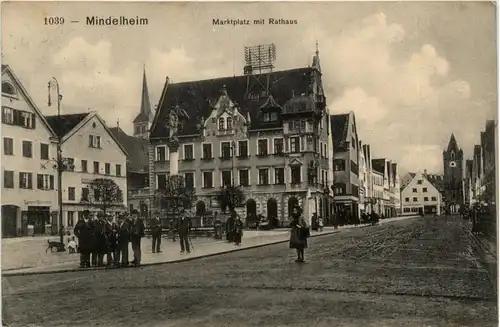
{"left": 150, "top": 67, "right": 315, "bottom": 138}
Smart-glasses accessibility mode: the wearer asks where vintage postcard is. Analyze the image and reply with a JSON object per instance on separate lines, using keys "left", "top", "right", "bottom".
{"left": 1, "top": 1, "right": 497, "bottom": 327}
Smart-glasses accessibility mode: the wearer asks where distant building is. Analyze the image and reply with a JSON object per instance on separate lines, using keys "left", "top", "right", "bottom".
{"left": 331, "top": 112, "right": 360, "bottom": 221}
{"left": 1, "top": 64, "right": 58, "bottom": 237}
{"left": 372, "top": 158, "right": 398, "bottom": 217}
{"left": 362, "top": 144, "right": 375, "bottom": 213}
{"left": 45, "top": 112, "right": 128, "bottom": 227}
{"left": 442, "top": 133, "right": 464, "bottom": 213}
{"left": 401, "top": 171, "right": 442, "bottom": 216}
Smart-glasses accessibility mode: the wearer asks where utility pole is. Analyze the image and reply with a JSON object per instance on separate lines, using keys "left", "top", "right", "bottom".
{"left": 48, "top": 78, "right": 65, "bottom": 242}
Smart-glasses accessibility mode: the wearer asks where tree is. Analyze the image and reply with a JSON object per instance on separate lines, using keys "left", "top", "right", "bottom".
{"left": 81, "top": 178, "right": 124, "bottom": 215}
{"left": 155, "top": 175, "right": 196, "bottom": 214}
{"left": 216, "top": 185, "right": 245, "bottom": 213}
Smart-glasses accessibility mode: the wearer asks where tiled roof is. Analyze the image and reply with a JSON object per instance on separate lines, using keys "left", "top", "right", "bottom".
{"left": 372, "top": 158, "right": 386, "bottom": 174}
{"left": 133, "top": 111, "right": 149, "bottom": 123}
{"left": 109, "top": 127, "right": 149, "bottom": 173}
{"left": 330, "top": 114, "right": 349, "bottom": 150}
{"left": 45, "top": 113, "right": 89, "bottom": 137}
{"left": 150, "top": 67, "right": 316, "bottom": 138}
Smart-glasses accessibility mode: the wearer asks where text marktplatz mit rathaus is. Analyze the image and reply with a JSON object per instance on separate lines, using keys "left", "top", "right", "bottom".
{"left": 212, "top": 18, "right": 298, "bottom": 26}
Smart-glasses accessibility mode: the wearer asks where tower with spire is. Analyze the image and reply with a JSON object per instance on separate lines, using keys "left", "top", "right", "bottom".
{"left": 133, "top": 66, "right": 154, "bottom": 139}
{"left": 443, "top": 133, "right": 465, "bottom": 213}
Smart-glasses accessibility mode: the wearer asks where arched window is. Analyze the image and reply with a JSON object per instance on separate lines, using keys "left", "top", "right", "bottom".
{"left": 450, "top": 151, "right": 455, "bottom": 161}
{"left": 2, "top": 82, "right": 16, "bottom": 96}
{"left": 218, "top": 117, "right": 225, "bottom": 130}
{"left": 226, "top": 117, "right": 233, "bottom": 130}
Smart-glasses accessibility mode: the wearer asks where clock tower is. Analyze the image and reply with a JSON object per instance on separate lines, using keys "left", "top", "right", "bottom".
{"left": 443, "top": 133, "right": 464, "bottom": 213}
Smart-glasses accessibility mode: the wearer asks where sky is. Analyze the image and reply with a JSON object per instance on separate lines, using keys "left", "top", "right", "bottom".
{"left": 2, "top": 1, "right": 497, "bottom": 174}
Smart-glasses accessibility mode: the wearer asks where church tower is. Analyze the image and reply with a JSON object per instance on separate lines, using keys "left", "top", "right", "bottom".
{"left": 443, "top": 133, "right": 464, "bottom": 213}
{"left": 133, "top": 66, "right": 153, "bottom": 139}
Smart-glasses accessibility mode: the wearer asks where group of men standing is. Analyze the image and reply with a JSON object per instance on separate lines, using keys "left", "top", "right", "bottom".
{"left": 73, "top": 209, "right": 145, "bottom": 268}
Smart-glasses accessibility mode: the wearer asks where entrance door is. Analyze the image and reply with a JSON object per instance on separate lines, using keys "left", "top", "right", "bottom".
{"left": 28, "top": 206, "right": 50, "bottom": 235}
{"left": 2, "top": 205, "right": 18, "bottom": 237}
{"left": 267, "top": 198, "right": 278, "bottom": 227}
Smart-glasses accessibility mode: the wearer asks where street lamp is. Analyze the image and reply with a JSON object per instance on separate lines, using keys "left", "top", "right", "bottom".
{"left": 48, "top": 77, "right": 65, "bottom": 242}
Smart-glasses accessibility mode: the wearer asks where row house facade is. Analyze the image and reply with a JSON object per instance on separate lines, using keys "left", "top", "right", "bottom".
{"left": 45, "top": 112, "right": 128, "bottom": 229}
{"left": 372, "top": 158, "right": 399, "bottom": 217}
{"left": 2, "top": 65, "right": 58, "bottom": 237}
{"left": 148, "top": 49, "right": 332, "bottom": 227}
{"left": 401, "top": 171, "right": 442, "bottom": 216}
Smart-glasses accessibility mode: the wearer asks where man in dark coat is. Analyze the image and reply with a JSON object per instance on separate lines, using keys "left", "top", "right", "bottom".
{"left": 225, "top": 213, "right": 235, "bottom": 243}
{"left": 177, "top": 214, "right": 192, "bottom": 253}
{"left": 117, "top": 214, "right": 132, "bottom": 267}
{"left": 151, "top": 214, "right": 162, "bottom": 253}
{"left": 73, "top": 210, "right": 92, "bottom": 268}
{"left": 130, "top": 210, "right": 145, "bottom": 266}
{"left": 93, "top": 213, "right": 108, "bottom": 267}
{"left": 105, "top": 214, "right": 118, "bottom": 267}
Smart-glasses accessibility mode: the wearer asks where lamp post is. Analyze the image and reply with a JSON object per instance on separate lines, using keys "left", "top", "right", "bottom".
{"left": 48, "top": 78, "right": 64, "bottom": 241}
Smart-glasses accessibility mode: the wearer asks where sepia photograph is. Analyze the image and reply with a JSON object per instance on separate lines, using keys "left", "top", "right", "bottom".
{"left": 1, "top": 1, "right": 498, "bottom": 326}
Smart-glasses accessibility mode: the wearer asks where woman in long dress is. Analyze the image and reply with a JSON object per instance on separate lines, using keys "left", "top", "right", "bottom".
{"left": 289, "top": 205, "right": 309, "bottom": 263}
{"left": 233, "top": 215, "right": 244, "bottom": 246}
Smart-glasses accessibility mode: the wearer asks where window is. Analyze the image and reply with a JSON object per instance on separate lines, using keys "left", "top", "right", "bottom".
{"left": 258, "top": 139, "right": 268, "bottom": 156}
{"left": 334, "top": 183, "right": 346, "bottom": 195}
{"left": 289, "top": 120, "right": 306, "bottom": 132}
{"left": 2, "top": 107, "right": 13, "bottom": 124}
{"left": 239, "top": 169, "right": 249, "bottom": 186}
{"left": 2, "top": 82, "right": 16, "bottom": 95}
{"left": 238, "top": 140, "right": 248, "bottom": 157}
{"left": 81, "top": 188, "right": 89, "bottom": 201}
{"left": 185, "top": 172, "right": 195, "bottom": 189}
{"left": 89, "top": 135, "right": 101, "bottom": 148}
{"left": 221, "top": 171, "right": 232, "bottom": 186}
{"left": 334, "top": 159, "right": 346, "bottom": 171}
{"left": 405, "top": 197, "right": 410, "bottom": 202}
{"left": 258, "top": 168, "right": 269, "bottom": 185}
{"left": 274, "top": 168, "right": 285, "bottom": 185}
{"left": 324, "top": 144, "right": 327, "bottom": 158}
{"left": 2, "top": 108, "right": 36, "bottom": 129}
{"left": 412, "top": 188, "right": 417, "bottom": 193}
{"left": 184, "top": 144, "right": 194, "bottom": 160}
{"left": 413, "top": 197, "right": 418, "bottom": 202}
{"left": 3, "top": 170, "right": 14, "bottom": 188}
{"left": 263, "top": 112, "right": 278, "bottom": 122}
{"left": 423, "top": 187, "right": 428, "bottom": 193}
{"left": 93, "top": 161, "right": 100, "bottom": 174}
{"left": 218, "top": 117, "right": 225, "bottom": 130}
{"left": 417, "top": 180, "right": 423, "bottom": 184}
{"left": 40, "top": 143, "right": 49, "bottom": 160}
{"left": 22, "top": 140, "right": 32, "bottom": 158}
{"left": 94, "top": 188, "right": 101, "bottom": 202}
{"left": 67, "top": 211, "right": 75, "bottom": 227}
{"left": 81, "top": 160, "right": 88, "bottom": 172}
{"left": 64, "top": 157, "right": 75, "bottom": 172}
{"left": 37, "top": 174, "right": 54, "bottom": 190}
{"left": 290, "top": 136, "right": 300, "bottom": 153}
{"left": 227, "top": 117, "right": 233, "bottom": 130}
{"left": 203, "top": 171, "right": 213, "bottom": 188}
{"left": 116, "top": 164, "right": 122, "bottom": 176}
{"left": 291, "top": 166, "right": 301, "bottom": 184}
{"left": 431, "top": 196, "right": 437, "bottom": 201}
{"left": 135, "top": 125, "right": 141, "bottom": 134}
{"left": 424, "top": 197, "right": 429, "bottom": 202}
{"left": 274, "top": 138, "right": 284, "bottom": 155}
{"left": 157, "top": 174, "right": 167, "bottom": 190}
{"left": 351, "top": 137, "right": 356, "bottom": 149}
{"left": 202, "top": 143, "right": 212, "bottom": 160}
{"left": 68, "top": 187, "right": 75, "bottom": 201}
{"left": 105, "top": 163, "right": 111, "bottom": 175}
{"left": 3, "top": 137, "right": 13, "bottom": 155}
{"left": 221, "top": 142, "right": 231, "bottom": 159}
{"left": 19, "top": 172, "right": 32, "bottom": 189}
{"left": 156, "top": 146, "right": 166, "bottom": 162}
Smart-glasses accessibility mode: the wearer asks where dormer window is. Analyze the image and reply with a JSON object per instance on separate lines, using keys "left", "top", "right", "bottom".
{"left": 2, "top": 82, "right": 16, "bottom": 96}
{"left": 227, "top": 117, "right": 233, "bottom": 130}
{"left": 218, "top": 117, "right": 225, "bottom": 130}
{"left": 263, "top": 112, "right": 278, "bottom": 122}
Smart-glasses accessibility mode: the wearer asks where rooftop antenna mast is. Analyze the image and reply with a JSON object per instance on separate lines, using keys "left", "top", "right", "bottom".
{"left": 243, "top": 43, "right": 276, "bottom": 99}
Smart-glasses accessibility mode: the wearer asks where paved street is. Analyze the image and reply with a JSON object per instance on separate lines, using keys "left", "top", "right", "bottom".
{"left": 2, "top": 216, "right": 497, "bottom": 327}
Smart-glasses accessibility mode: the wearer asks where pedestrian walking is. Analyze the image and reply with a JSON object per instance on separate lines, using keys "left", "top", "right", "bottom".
{"left": 177, "top": 214, "right": 192, "bottom": 253}
{"left": 130, "top": 211, "right": 145, "bottom": 267}
{"left": 151, "top": 214, "right": 162, "bottom": 253}
{"left": 318, "top": 216, "right": 324, "bottom": 232}
{"left": 117, "top": 214, "right": 132, "bottom": 267}
{"left": 73, "top": 210, "right": 93, "bottom": 268}
{"left": 289, "top": 205, "right": 310, "bottom": 263}
{"left": 233, "top": 214, "right": 244, "bottom": 246}
{"left": 226, "top": 212, "right": 235, "bottom": 243}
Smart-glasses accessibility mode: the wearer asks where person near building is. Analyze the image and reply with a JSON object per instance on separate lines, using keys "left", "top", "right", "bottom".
{"left": 130, "top": 211, "right": 145, "bottom": 267}
{"left": 233, "top": 214, "right": 244, "bottom": 246}
{"left": 318, "top": 216, "right": 324, "bottom": 232}
{"left": 169, "top": 218, "right": 177, "bottom": 242}
{"left": 226, "top": 212, "right": 235, "bottom": 243}
{"left": 177, "top": 214, "right": 192, "bottom": 253}
{"left": 73, "top": 210, "right": 93, "bottom": 268}
{"left": 289, "top": 205, "right": 310, "bottom": 263}
{"left": 93, "top": 213, "right": 108, "bottom": 267}
{"left": 105, "top": 214, "right": 119, "bottom": 267}
{"left": 151, "top": 214, "right": 162, "bottom": 253}
{"left": 117, "top": 214, "right": 132, "bottom": 267}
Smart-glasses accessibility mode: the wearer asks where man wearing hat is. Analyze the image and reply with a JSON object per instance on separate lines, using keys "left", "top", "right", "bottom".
{"left": 151, "top": 212, "right": 162, "bottom": 253}
{"left": 130, "top": 210, "right": 145, "bottom": 266}
{"left": 74, "top": 210, "right": 93, "bottom": 268}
